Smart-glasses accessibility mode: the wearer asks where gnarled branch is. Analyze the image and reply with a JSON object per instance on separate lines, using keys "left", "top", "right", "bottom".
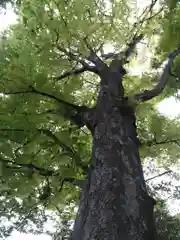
{"left": 134, "top": 47, "right": 180, "bottom": 101}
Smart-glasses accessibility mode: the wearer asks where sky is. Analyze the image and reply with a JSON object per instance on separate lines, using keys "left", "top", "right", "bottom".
{"left": 0, "top": 1, "right": 180, "bottom": 240}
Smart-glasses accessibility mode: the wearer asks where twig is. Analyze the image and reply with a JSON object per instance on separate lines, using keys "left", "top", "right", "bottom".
{"left": 132, "top": 0, "right": 160, "bottom": 32}
{"left": 146, "top": 170, "right": 172, "bottom": 182}
{"left": 141, "top": 138, "right": 180, "bottom": 147}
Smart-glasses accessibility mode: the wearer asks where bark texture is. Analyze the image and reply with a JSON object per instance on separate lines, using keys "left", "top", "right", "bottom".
{"left": 72, "top": 67, "right": 157, "bottom": 240}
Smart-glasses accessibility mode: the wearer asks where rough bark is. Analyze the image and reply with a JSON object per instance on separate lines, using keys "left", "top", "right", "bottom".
{"left": 72, "top": 66, "right": 157, "bottom": 240}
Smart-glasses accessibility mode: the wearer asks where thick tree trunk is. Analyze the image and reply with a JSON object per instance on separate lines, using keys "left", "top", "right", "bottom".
{"left": 72, "top": 68, "right": 157, "bottom": 240}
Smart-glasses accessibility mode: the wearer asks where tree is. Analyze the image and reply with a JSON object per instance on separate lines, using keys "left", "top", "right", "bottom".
{"left": 0, "top": 0, "right": 180, "bottom": 239}
{"left": 48, "top": 199, "right": 180, "bottom": 240}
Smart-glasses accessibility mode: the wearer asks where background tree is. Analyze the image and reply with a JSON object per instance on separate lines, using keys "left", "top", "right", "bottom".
{"left": 0, "top": 0, "right": 180, "bottom": 239}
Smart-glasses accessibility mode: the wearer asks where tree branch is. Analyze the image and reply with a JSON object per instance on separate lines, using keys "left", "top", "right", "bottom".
{"left": 146, "top": 170, "right": 172, "bottom": 182}
{"left": 134, "top": 47, "right": 180, "bottom": 101}
{"left": 135, "top": 0, "right": 160, "bottom": 27}
{"left": 0, "top": 88, "right": 95, "bottom": 130}
{"left": 101, "top": 0, "right": 161, "bottom": 63}
{"left": 102, "top": 34, "right": 143, "bottom": 62}
{"left": 2, "top": 86, "right": 81, "bottom": 110}
{"left": 141, "top": 138, "right": 180, "bottom": 148}
{"left": 2, "top": 86, "right": 92, "bottom": 128}
{"left": 141, "top": 6, "right": 164, "bottom": 25}
{"left": 124, "top": 34, "right": 144, "bottom": 61}
{"left": 0, "top": 127, "right": 84, "bottom": 165}
{"left": 83, "top": 38, "right": 107, "bottom": 71}
{"left": 108, "top": 34, "right": 144, "bottom": 73}
{"left": 57, "top": 46, "right": 92, "bottom": 69}
{"left": 55, "top": 66, "right": 98, "bottom": 81}
{"left": 39, "top": 129, "right": 78, "bottom": 157}
{"left": 58, "top": 43, "right": 107, "bottom": 74}
{"left": 0, "top": 156, "right": 79, "bottom": 185}
{"left": 0, "top": 127, "right": 89, "bottom": 188}
{"left": 2, "top": 128, "right": 79, "bottom": 158}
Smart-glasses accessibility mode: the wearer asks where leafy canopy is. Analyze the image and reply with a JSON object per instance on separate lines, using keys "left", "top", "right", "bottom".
{"left": 0, "top": 0, "right": 180, "bottom": 238}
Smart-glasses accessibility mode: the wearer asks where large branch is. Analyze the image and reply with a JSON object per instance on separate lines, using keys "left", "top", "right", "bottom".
{"left": 54, "top": 25, "right": 103, "bottom": 74}
{"left": 2, "top": 86, "right": 80, "bottom": 109}
{"left": 0, "top": 127, "right": 83, "bottom": 163}
{"left": 124, "top": 34, "right": 144, "bottom": 61}
{"left": 0, "top": 157, "right": 54, "bottom": 176}
{"left": 5, "top": 85, "right": 96, "bottom": 130}
{"left": 58, "top": 44, "right": 107, "bottom": 74}
{"left": 0, "top": 156, "right": 80, "bottom": 186}
{"left": 55, "top": 65, "right": 98, "bottom": 81}
{"left": 2, "top": 86, "right": 92, "bottom": 128}
{"left": 0, "top": 128, "right": 78, "bottom": 157}
{"left": 83, "top": 38, "right": 107, "bottom": 71}
{"left": 0, "top": 128, "right": 93, "bottom": 174}
{"left": 108, "top": 34, "right": 144, "bottom": 72}
{"left": 134, "top": 48, "right": 180, "bottom": 101}
{"left": 0, "top": 88, "right": 95, "bottom": 130}
{"left": 102, "top": 34, "right": 143, "bottom": 62}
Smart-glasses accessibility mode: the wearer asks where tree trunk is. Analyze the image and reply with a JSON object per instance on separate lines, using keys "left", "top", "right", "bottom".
{"left": 72, "top": 68, "right": 157, "bottom": 240}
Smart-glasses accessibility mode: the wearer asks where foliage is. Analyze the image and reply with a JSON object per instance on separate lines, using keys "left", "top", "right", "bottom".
{"left": 0, "top": 0, "right": 179, "bottom": 238}
{"left": 154, "top": 199, "right": 180, "bottom": 240}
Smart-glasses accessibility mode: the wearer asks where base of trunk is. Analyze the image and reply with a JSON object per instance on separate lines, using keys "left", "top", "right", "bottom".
{"left": 72, "top": 166, "right": 157, "bottom": 240}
